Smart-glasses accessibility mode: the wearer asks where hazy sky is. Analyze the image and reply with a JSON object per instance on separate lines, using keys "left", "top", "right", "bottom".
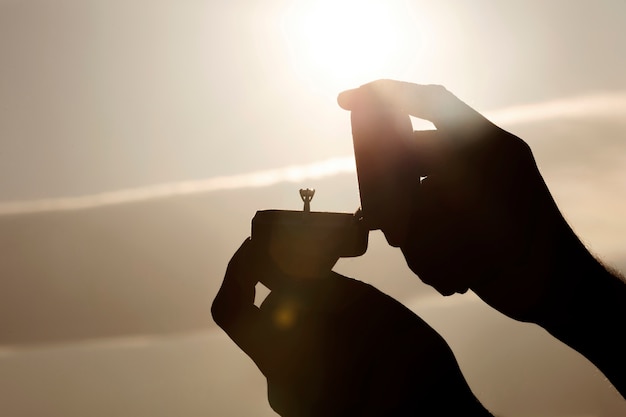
{"left": 1, "top": 0, "right": 625, "bottom": 416}
{"left": 2, "top": 0, "right": 625, "bottom": 201}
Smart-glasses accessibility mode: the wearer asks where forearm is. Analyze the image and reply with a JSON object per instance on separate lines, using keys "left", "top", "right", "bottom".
{"left": 531, "top": 233, "right": 626, "bottom": 397}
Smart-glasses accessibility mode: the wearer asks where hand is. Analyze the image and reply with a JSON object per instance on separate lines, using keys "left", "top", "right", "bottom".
{"left": 212, "top": 239, "right": 491, "bottom": 416}
{"left": 338, "top": 80, "right": 595, "bottom": 322}
{"left": 339, "top": 80, "right": 626, "bottom": 397}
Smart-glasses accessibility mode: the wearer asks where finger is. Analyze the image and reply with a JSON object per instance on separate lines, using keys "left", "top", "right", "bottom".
{"left": 212, "top": 239, "right": 273, "bottom": 366}
{"left": 410, "top": 129, "right": 452, "bottom": 176}
{"left": 338, "top": 79, "right": 494, "bottom": 131}
{"left": 224, "top": 238, "right": 264, "bottom": 294}
{"left": 212, "top": 238, "right": 260, "bottom": 329}
{"left": 377, "top": 130, "right": 456, "bottom": 250}
{"left": 222, "top": 238, "right": 294, "bottom": 292}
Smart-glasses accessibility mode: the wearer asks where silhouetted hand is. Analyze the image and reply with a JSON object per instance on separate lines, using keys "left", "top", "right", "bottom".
{"left": 339, "top": 80, "right": 593, "bottom": 321}
{"left": 212, "top": 239, "right": 491, "bottom": 416}
{"left": 338, "top": 80, "right": 626, "bottom": 396}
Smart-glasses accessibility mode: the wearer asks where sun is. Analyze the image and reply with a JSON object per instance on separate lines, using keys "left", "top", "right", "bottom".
{"left": 281, "top": 0, "right": 422, "bottom": 94}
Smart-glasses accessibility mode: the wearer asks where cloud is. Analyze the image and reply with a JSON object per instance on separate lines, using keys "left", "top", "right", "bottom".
{"left": 0, "top": 157, "right": 355, "bottom": 216}
{"left": 0, "top": 330, "right": 219, "bottom": 357}
{"left": 1, "top": 92, "right": 625, "bottom": 216}
{"left": 484, "top": 92, "right": 626, "bottom": 125}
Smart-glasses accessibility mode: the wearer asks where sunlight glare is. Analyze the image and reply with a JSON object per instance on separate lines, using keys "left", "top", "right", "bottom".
{"left": 282, "top": 0, "right": 422, "bottom": 94}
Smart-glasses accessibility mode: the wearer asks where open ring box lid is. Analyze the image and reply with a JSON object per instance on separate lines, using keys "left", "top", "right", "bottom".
{"left": 251, "top": 100, "right": 414, "bottom": 284}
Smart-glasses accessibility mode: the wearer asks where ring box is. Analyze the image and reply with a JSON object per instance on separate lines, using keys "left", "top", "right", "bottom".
{"left": 251, "top": 189, "right": 368, "bottom": 284}
{"left": 250, "top": 100, "right": 411, "bottom": 285}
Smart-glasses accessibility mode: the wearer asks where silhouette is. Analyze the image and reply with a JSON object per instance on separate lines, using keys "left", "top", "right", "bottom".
{"left": 213, "top": 79, "right": 626, "bottom": 415}
{"left": 249, "top": 188, "right": 368, "bottom": 286}
{"left": 212, "top": 239, "right": 491, "bottom": 416}
{"left": 339, "top": 80, "right": 626, "bottom": 398}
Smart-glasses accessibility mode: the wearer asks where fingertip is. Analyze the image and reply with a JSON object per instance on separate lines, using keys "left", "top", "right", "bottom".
{"left": 231, "top": 237, "right": 253, "bottom": 260}
{"left": 337, "top": 88, "right": 359, "bottom": 110}
{"left": 225, "top": 237, "right": 255, "bottom": 276}
{"left": 338, "top": 80, "right": 401, "bottom": 111}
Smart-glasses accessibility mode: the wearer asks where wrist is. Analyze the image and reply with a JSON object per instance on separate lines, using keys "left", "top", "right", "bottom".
{"left": 531, "top": 234, "right": 626, "bottom": 396}
{"left": 527, "top": 226, "right": 602, "bottom": 325}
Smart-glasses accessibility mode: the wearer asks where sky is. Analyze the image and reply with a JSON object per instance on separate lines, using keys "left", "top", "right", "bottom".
{"left": 1, "top": 0, "right": 625, "bottom": 416}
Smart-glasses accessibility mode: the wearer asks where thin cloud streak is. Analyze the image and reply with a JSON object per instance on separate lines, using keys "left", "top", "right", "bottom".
{"left": 485, "top": 92, "right": 626, "bottom": 125}
{"left": 0, "top": 293, "right": 479, "bottom": 356}
{"left": 1, "top": 92, "right": 625, "bottom": 216}
{"left": 0, "top": 157, "right": 356, "bottom": 216}
{"left": 0, "top": 329, "right": 223, "bottom": 357}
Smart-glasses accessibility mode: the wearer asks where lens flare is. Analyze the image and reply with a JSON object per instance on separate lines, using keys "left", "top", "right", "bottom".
{"left": 273, "top": 302, "right": 298, "bottom": 330}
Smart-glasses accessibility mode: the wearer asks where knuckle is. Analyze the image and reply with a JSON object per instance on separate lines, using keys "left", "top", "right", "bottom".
{"left": 210, "top": 297, "right": 226, "bottom": 327}
{"left": 427, "top": 84, "right": 448, "bottom": 94}
{"left": 425, "top": 84, "right": 451, "bottom": 102}
{"left": 507, "top": 133, "right": 535, "bottom": 161}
